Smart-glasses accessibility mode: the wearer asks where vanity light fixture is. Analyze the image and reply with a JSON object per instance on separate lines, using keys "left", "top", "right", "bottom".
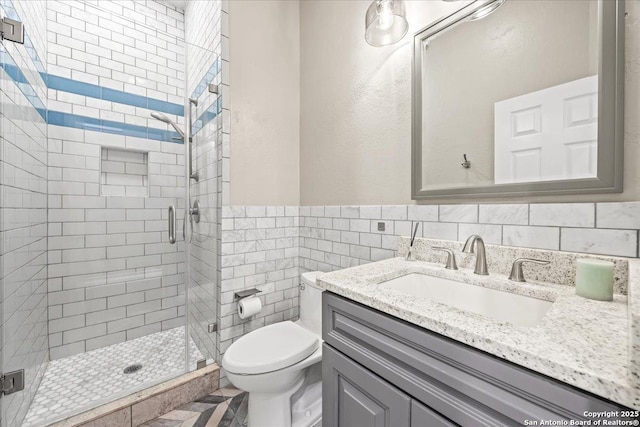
{"left": 365, "top": 0, "right": 408, "bottom": 47}
{"left": 468, "top": 0, "right": 505, "bottom": 21}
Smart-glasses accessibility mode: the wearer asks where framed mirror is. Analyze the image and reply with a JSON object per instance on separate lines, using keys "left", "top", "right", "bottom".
{"left": 412, "top": 0, "right": 625, "bottom": 200}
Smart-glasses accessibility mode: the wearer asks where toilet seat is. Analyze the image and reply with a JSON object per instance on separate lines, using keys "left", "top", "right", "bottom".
{"left": 223, "top": 321, "right": 319, "bottom": 375}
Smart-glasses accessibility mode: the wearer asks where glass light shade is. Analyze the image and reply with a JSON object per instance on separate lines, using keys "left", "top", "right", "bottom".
{"left": 365, "top": 0, "right": 408, "bottom": 47}
{"left": 468, "top": 0, "right": 505, "bottom": 21}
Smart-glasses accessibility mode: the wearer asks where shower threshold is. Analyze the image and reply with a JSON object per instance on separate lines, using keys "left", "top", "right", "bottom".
{"left": 23, "top": 326, "right": 205, "bottom": 427}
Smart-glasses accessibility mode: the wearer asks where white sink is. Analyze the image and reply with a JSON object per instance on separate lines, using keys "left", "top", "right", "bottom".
{"left": 380, "top": 273, "right": 553, "bottom": 327}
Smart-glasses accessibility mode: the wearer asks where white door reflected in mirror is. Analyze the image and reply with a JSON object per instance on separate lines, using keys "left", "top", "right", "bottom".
{"left": 494, "top": 75, "right": 598, "bottom": 184}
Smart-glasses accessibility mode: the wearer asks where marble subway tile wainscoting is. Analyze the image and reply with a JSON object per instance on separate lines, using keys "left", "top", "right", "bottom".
{"left": 299, "top": 203, "right": 640, "bottom": 275}
{"left": 218, "top": 206, "right": 300, "bottom": 372}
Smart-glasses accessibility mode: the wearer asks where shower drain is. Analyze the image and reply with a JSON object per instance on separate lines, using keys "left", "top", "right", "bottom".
{"left": 123, "top": 364, "right": 143, "bottom": 374}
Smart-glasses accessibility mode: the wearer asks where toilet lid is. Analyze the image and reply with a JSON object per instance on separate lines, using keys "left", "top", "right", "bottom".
{"left": 223, "top": 321, "right": 319, "bottom": 375}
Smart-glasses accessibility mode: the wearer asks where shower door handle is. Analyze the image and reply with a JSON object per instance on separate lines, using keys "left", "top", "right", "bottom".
{"left": 168, "top": 205, "right": 177, "bottom": 244}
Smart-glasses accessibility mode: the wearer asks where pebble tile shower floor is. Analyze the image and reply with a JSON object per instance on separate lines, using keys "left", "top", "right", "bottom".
{"left": 23, "top": 327, "right": 204, "bottom": 426}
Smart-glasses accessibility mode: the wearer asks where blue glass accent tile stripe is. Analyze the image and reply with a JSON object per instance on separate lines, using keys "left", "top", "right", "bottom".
{"left": 48, "top": 111, "right": 181, "bottom": 142}
{"left": 47, "top": 74, "right": 100, "bottom": 98}
{"left": 192, "top": 98, "right": 222, "bottom": 136}
{"left": 0, "top": 0, "right": 225, "bottom": 143}
{"left": 0, "top": 45, "right": 46, "bottom": 120}
{"left": 45, "top": 74, "right": 184, "bottom": 116}
{"left": 1, "top": 44, "right": 181, "bottom": 142}
{"left": 2, "top": 0, "right": 181, "bottom": 116}
{"left": 190, "top": 58, "right": 221, "bottom": 100}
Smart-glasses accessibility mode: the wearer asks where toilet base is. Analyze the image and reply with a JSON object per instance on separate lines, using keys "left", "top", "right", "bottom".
{"left": 247, "top": 376, "right": 304, "bottom": 427}
{"left": 291, "top": 378, "right": 322, "bottom": 427}
{"left": 245, "top": 373, "right": 323, "bottom": 427}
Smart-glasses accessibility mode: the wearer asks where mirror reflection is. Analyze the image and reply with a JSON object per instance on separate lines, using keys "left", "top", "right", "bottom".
{"left": 420, "top": 0, "right": 599, "bottom": 190}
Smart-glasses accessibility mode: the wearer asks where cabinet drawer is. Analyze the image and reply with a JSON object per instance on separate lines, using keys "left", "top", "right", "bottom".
{"left": 323, "top": 292, "right": 627, "bottom": 425}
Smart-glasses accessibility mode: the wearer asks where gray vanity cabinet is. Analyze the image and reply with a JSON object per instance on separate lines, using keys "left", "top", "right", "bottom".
{"left": 322, "top": 292, "right": 630, "bottom": 427}
{"left": 323, "top": 344, "right": 411, "bottom": 427}
{"left": 411, "top": 401, "right": 456, "bottom": 427}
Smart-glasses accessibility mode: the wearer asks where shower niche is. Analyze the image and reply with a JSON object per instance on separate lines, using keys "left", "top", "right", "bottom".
{"left": 100, "top": 147, "right": 150, "bottom": 197}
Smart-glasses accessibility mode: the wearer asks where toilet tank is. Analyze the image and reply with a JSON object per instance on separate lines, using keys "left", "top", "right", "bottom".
{"left": 299, "top": 271, "right": 323, "bottom": 336}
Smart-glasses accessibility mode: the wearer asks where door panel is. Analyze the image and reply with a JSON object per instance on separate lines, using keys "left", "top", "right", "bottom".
{"left": 323, "top": 344, "right": 410, "bottom": 427}
{"left": 495, "top": 75, "right": 598, "bottom": 183}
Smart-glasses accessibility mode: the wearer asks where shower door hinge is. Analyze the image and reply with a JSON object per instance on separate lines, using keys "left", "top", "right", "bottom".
{"left": 1, "top": 370, "right": 24, "bottom": 396}
{"left": 0, "top": 17, "right": 24, "bottom": 44}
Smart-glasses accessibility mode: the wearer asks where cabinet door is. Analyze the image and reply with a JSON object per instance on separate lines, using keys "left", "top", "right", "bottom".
{"left": 323, "top": 344, "right": 410, "bottom": 427}
{"left": 411, "top": 401, "right": 457, "bottom": 427}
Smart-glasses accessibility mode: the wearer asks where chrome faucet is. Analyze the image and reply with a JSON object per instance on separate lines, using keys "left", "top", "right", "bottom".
{"left": 462, "top": 235, "right": 489, "bottom": 275}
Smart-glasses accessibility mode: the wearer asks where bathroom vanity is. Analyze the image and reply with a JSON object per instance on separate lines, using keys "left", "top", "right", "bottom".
{"left": 318, "top": 237, "right": 640, "bottom": 426}
{"left": 322, "top": 293, "right": 627, "bottom": 426}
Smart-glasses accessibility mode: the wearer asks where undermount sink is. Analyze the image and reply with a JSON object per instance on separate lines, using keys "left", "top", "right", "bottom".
{"left": 380, "top": 273, "right": 553, "bottom": 327}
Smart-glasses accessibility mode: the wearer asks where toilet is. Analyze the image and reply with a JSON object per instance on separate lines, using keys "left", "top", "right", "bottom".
{"left": 222, "top": 271, "right": 324, "bottom": 427}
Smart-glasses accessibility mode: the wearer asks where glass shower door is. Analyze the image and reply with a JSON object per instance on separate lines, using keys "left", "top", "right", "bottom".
{"left": 185, "top": 40, "right": 221, "bottom": 366}
{"left": 0, "top": 10, "right": 49, "bottom": 425}
{"left": 0, "top": 1, "right": 221, "bottom": 425}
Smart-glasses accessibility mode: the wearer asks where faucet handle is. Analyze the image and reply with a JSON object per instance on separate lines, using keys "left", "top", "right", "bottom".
{"left": 432, "top": 247, "right": 458, "bottom": 270}
{"left": 509, "top": 258, "right": 550, "bottom": 282}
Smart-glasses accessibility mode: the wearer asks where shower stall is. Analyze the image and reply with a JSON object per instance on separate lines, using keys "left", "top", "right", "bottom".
{"left": 0, "top": 0, "right": 225, "bottom": 425}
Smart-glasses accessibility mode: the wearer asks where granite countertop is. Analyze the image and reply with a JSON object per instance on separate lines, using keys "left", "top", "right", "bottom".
{"left": 316, "top": 257, "right": 640, "bottom": 409}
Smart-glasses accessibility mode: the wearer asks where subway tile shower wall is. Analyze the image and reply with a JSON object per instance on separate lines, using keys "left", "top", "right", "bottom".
{"left": 47, "top": 125, "right": 186, "bottom": 359}
{"left": 46, "top": 0, "right": 185, "bottom": 136}
{"left": 39, "top": 0, "right": 192, "bottom": 360}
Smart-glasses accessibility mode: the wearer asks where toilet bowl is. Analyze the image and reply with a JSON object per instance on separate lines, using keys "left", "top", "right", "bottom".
{"left": 222, "top": 271, "right": 324, "bottom": 427}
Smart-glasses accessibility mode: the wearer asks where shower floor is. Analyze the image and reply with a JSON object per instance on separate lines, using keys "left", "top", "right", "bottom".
{"left": 23, "top": 327, "right": 205, "bottom": 427}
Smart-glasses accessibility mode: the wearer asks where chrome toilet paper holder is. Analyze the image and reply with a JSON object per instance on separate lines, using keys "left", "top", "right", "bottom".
{"left": 234, "top": 288, "right": 261, "bottom": 300}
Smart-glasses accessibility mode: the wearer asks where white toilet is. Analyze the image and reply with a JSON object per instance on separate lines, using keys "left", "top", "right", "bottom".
{"left": 222, "top": 271, "right": 324, "bottom": 427}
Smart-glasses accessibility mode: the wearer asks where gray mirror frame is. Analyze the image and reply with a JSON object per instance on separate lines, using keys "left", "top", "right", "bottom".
{"left": 411, "top": 0, "right": 625, "bottom": 200}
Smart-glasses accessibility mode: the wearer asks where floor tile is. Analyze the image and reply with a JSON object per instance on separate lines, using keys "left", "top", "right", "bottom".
{"left": 24, "top": 327, "right": 204, "bottom": 427}
{"left": 162, "top": 410, "right": 202, "bottom": 421}
{"left": 145, "top": 389, "right": 248, "bottom": 427}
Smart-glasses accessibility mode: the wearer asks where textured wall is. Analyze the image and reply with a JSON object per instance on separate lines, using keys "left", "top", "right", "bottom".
{"left": 0, "top": 0, "right": 49, "bottom": 425}
{"left": 229, "top": 0, "right": 300, "bottom": 206}
{"left": 300, "top": 0, "right": 640, "bottom": 205}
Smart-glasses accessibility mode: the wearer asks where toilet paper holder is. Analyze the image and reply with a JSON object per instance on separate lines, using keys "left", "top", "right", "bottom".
{"left": 234, "top": 288, "right": 261, "bottom": 300}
